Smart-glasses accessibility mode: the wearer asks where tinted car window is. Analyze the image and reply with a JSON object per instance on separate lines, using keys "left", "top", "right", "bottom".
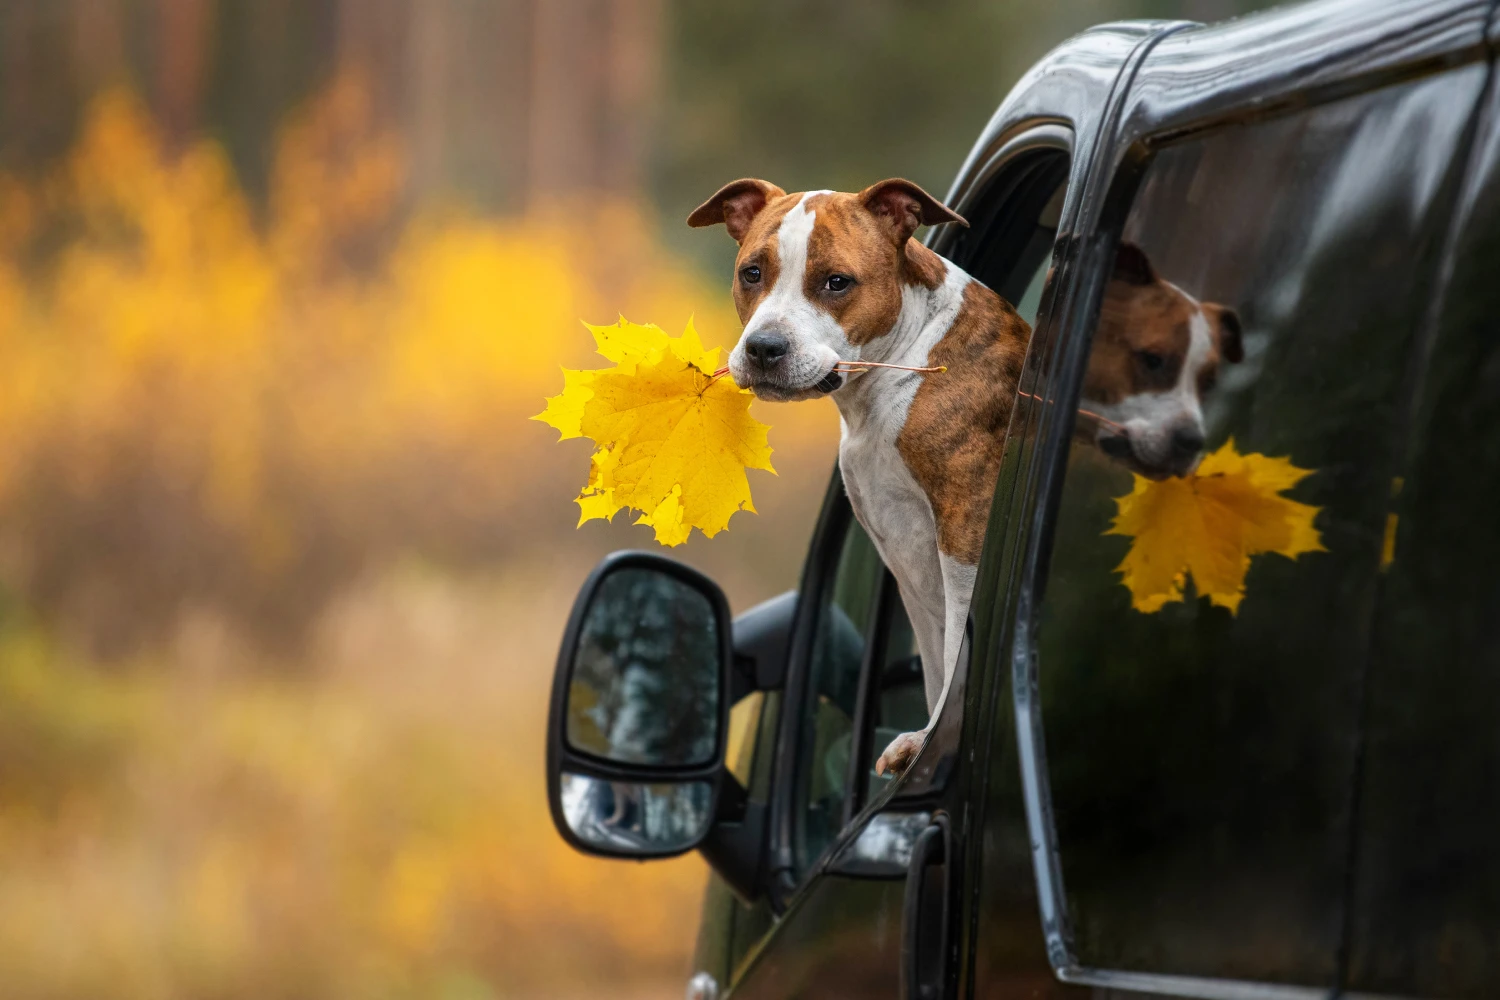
{"left": 1030, "top": 68, "right": 1484, "bottom": 987}
{"left": 1344, "top": 81, "right": 1500, "bottom": 999}
{"left": 861, "top": 588, "right": 924, "bottom": 804}
{"left": 797, "top": 512, "right": 936, "bottom": 865}
{"left": 693, "top": 686, "right": 783, "bottom": 987}
{"left": 796, "top": 516, "right": 882, "bottom": 869}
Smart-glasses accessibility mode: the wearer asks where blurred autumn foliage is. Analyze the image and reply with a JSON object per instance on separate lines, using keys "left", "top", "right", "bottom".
{"left": 0, "top": 79, "right": 839, "bottom": 999}
{"left": 0, "top": 78, "right": 774, "bottom": 655}
{"left": 0, "top": 573, "right": 709, "bottom": 998}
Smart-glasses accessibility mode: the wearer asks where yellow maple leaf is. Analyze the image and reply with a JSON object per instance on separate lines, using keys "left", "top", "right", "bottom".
{"left": 532, "top": 318, "right": 775, "bottom": 545}
{"left": 1106, "top": 439, "right": 1325, "bottom": 614}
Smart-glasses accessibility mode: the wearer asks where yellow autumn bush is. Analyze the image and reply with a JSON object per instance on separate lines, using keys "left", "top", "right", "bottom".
{"left": 0, "top": 80, "right": 841, "bottom": 999}
{"left": 0, "top": 78, "right": 804, "bottom": 654}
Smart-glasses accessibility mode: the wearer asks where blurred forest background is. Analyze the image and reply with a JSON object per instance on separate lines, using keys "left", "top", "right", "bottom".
{"left": 0, "top": 1, "right": 1274, "bottom": 997}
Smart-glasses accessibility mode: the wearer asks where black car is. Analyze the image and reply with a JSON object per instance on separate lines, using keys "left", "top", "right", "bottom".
{"left": 545, "top": 1, "right": 1500, "bottom": 996}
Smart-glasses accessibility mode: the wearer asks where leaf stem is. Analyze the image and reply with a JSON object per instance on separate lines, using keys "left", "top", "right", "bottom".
{"left": 708, "top": 366, "right": 1121, "bottom": 434}
{"left": 711, "top": 360, "right": 946, "bottom": 381}
{"left": 1017, "top": 389, "right": 1126, "bottom": 433}
{"left": 832, "top": 360, "right": 948, "bottom": 374}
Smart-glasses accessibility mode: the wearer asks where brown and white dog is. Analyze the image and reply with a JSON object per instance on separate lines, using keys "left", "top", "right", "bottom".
{"left": 689, "top": 179, "right": 1240, "bottom": 776}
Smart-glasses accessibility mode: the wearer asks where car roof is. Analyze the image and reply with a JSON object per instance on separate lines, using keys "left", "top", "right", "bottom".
{"left": 935, "top": 0, "right": 1493, "bottom": 259}
{"left": 1125, "top": 0, "right": 1492, "bottom": 147}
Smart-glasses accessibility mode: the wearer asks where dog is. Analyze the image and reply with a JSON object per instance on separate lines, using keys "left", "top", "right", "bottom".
{"left": 689, "top": 179, "right": 1241, "bottom": 777}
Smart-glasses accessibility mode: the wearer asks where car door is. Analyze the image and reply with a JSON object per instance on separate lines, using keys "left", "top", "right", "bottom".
{"left": 966, "top": 3, "right": 1495, "bottom": 997}
{"left": 692, "top": 126, "right": 1081, "bottom": 1000}
{"left": 1340, "top": 51, "right": 1500, "bottom": 999}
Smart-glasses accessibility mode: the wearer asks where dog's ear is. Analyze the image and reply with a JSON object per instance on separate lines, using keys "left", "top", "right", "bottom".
{"left": 859, "top": 179, "right": 967, "bottom": 245}
{"left": 1216, "top": 306, "right": 1244, "bottom": 363}
{"left": 1112, "top": 241, "right": 1158, "bottom": 286}
{"left": 688, "top": 179, "right": 786, "bottom": 243}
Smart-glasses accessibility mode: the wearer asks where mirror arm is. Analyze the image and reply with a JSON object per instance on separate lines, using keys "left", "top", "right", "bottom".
{"left": 699, "top": 774, "right": 767, "bottom": 903}
{"left": 731, "top": 590, "right": 797, "bottom": 692}
{"left": 714, "top": 771, "right": 748, "bottom": 824}
{"left": 730, "top": 653, "right": 757, "bottom": 705}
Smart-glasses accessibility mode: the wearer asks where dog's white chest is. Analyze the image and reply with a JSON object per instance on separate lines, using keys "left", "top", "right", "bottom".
{"left": 837, "top": 382, "right": 946, "bottom": 629}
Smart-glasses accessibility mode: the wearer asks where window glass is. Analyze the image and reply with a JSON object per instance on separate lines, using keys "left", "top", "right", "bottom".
{"left": 726, "top": 691, "right": 764, "bottom": 788}
{"left": 958, "top": 151, "right": 1068, "bottom": 312}
{"left": 693, "top": 686, "right": 783, "bottom": 988}
{"left": 863, "top": 588, "right": 925, "bottom": 802}
{"left": 726, "top": 689, "right": 781, "bottom": 979}
{"left": 796, "top": 516, "right": 882, "bottom": 868}
{"left": 1345, "top": 82, "right": 1500, "bottom": 1000}
{"left": 1011, "top": 180, "right": 1064, "bottom": 327}
{"left": 1031, "top": 69, "right": 1483, "bottom": 986}
{"left": 726, "top": 687, "right": 782, "bottom": 802}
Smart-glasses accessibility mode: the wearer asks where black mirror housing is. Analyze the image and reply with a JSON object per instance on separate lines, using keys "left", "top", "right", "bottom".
{"left": 546, "top": 550, "right": 733, "bottom": 860}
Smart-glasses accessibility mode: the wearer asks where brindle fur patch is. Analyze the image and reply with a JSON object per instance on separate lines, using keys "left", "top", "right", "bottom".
{"left": 896, "top": 280, "right": 1030, "bottom": 564}
{"left": 904, "top": 242, "right": 947, "bottom": 291}
{"left": 797, "top": 192, "right": 950, "bottom": 346}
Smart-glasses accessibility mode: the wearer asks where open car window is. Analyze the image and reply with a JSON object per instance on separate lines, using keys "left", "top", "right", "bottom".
{"left": 792, "top": 139, "right": 1074, "bottom": 880}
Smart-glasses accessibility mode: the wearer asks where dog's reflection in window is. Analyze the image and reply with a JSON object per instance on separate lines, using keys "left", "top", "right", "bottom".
{"left": 1079, "top": 243, "right": 1243, "bottom": 480}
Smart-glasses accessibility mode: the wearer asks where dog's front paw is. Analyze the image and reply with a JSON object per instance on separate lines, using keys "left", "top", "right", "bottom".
{"left": 875, "top": 730, "right": 928, "bottom": 778}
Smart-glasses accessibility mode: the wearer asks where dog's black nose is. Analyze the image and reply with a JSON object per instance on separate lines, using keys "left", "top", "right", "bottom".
{"left": 1171, "top": 427, "right": 1205, "bottom": 457}
{"left": 744, "top": 330, "right": 789, "bottom": 366}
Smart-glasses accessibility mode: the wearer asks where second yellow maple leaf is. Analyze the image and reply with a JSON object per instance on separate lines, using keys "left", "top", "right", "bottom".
{"left": 1107, "top": 439, "right": 1325, "bottom": 614}
{"left": 533, "top": 318, "right": 775, "bottom": 546}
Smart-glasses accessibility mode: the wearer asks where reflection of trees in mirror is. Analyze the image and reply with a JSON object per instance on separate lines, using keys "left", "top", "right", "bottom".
{"left": 560, "top": 774, "right": 712, "bottom": 853}
{"left": 568, "top": 569, "right": 719, "bottom": 767}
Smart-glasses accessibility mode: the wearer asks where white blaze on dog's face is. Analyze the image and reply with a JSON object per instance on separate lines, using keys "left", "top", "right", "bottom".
{"left": 1081, "top": 243, "right": 1243, "bottom": 479}
{"left": 687, "top": 178, "right": 963, "bottom": 401}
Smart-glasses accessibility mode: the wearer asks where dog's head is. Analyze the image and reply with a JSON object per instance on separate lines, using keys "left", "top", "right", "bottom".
{"left": 688, "top": 178, "right": 965, "bottom": 401}
{"left": 1082, "top": 242, "right": 1242, "bottom": 479}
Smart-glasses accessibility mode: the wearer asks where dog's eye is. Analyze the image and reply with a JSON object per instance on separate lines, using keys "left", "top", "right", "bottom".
{"left": 825, "top": 274, "right": 853, "bottom": 293}
{"left": 1136, "top": 350, "right": 1165, "bottom": 372}
{"left": 740, "top": 265, "right": 761, "bottom": 284}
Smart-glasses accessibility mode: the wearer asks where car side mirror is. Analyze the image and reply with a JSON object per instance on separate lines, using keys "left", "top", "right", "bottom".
{"left": 546, "top": 551, "right": 732, "bottom": 859}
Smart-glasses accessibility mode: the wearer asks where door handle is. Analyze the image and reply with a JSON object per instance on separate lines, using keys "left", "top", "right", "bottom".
{"left": 901, "top": 815, "right": 951, "bottom": 1000}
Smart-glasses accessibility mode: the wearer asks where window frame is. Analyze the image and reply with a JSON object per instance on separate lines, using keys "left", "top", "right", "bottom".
{"left": 889, "top": 129, "right": 1077, "bottom": 811}
{"left": 759, "top": 123, "right": 1084, "bottom": 908}
{"left": 1004, "top": 52, "right": 1496, "bottom": 1000}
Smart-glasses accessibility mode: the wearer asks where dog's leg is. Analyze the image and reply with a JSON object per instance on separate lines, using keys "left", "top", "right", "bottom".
{"left": 875, "top": 557, "right": 977, "bottom": 777}
{"left": 934, "top": 554, "right": 977, "bottom": 714}
{"left": 875, "top": 574, "right": 947, "bottom": 777}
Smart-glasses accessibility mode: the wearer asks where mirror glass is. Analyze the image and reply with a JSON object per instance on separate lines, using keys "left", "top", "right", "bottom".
{"left": 559, "top": 773, "right": 713, "bottom": 853}
{"left": 566, "top": 567, "right": 721, "bottom": 767}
